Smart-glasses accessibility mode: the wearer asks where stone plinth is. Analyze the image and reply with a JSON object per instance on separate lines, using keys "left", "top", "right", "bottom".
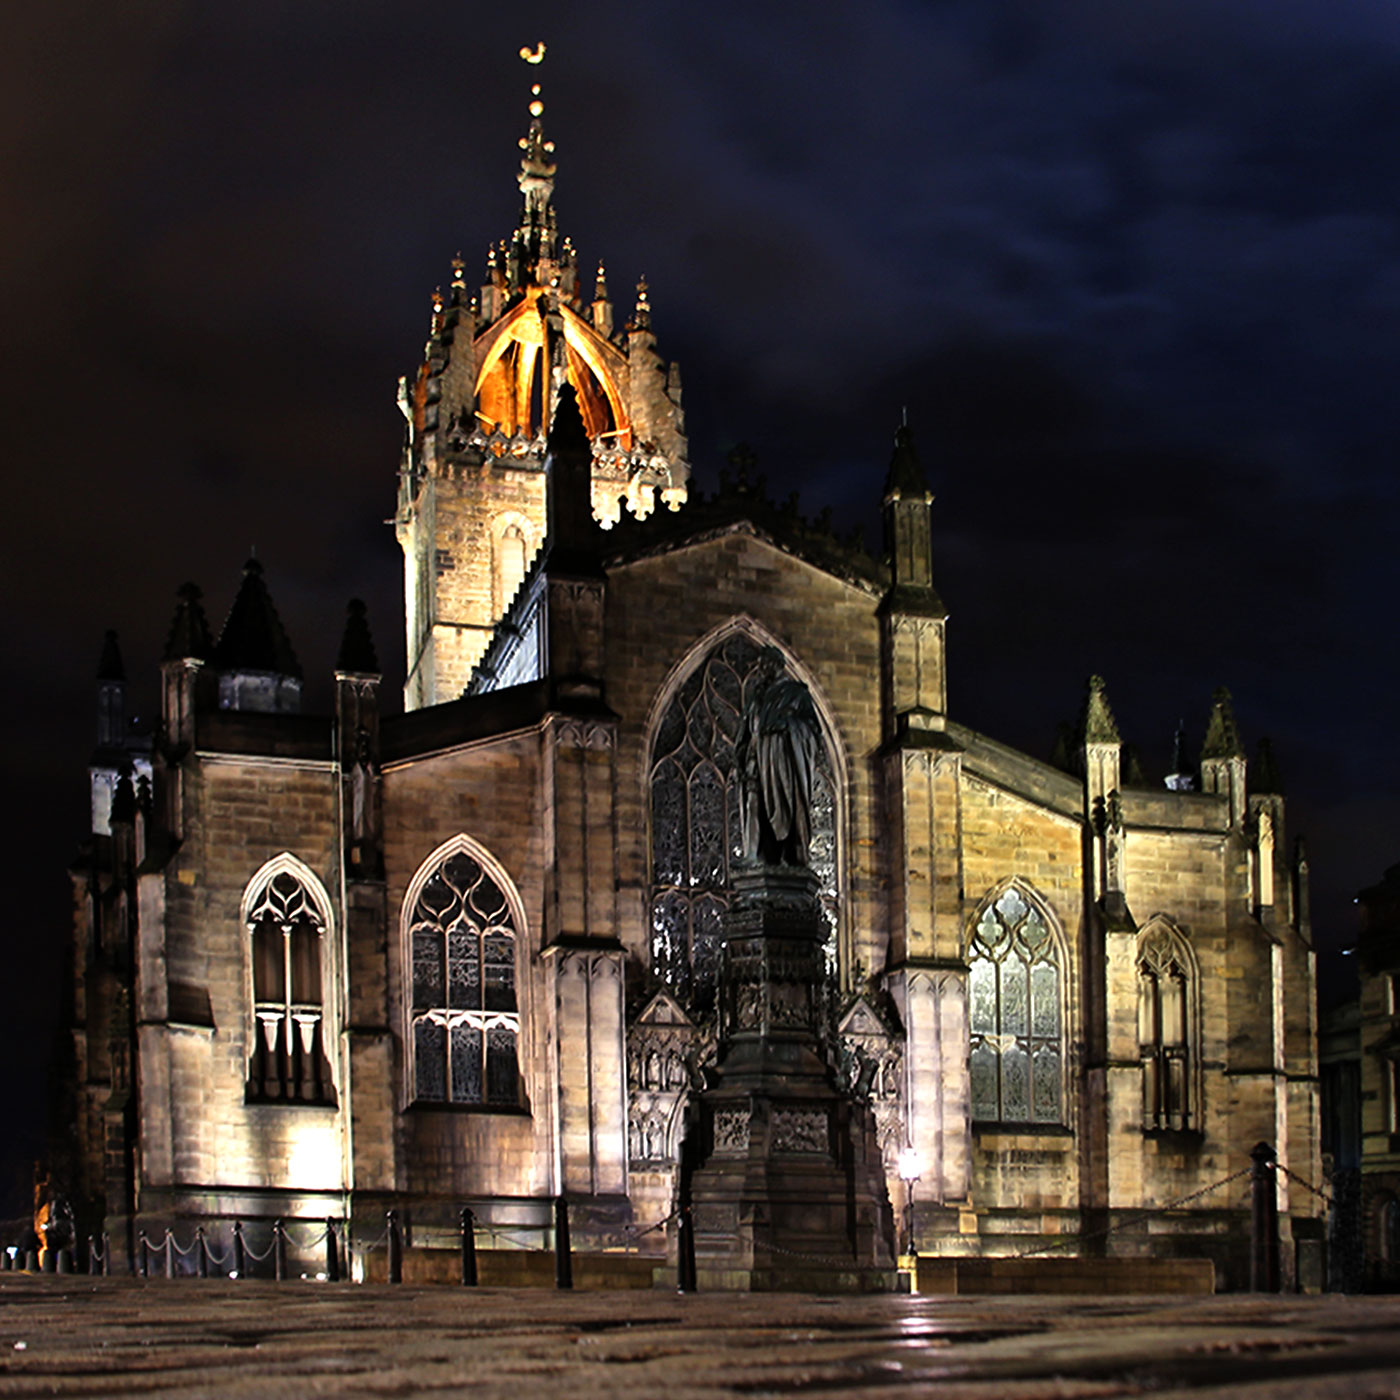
{"left": 684, "top": 866, "right": 895, "bottom": 1291}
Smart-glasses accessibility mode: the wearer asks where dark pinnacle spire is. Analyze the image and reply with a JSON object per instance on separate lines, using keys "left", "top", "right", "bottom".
{"left": 336, "top": 599, "right": 380, "bottom": 675}
{"left": 164, "top": 583, "right": 214, "bottom": 662}
{"left": 1200, "top": 686, "right": 1244, "bottom": 760}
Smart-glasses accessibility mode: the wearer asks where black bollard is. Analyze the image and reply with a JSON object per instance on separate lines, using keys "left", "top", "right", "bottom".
{"left": 232, "top": 1220, "right": 246, "bottom": 1278}
{"left": 56, "top": 1248, "right": 72, "bottom": 1275}
{"left": 553, "top": 1195, "right": 573, "bottom": 1290}
{"left": 387, "top": 1211, "right": 402, "bottom": 1284}
{"left": 101, "top": 1232, "right": 111, "bottom": 1277}
{"left": 85, "top": 1236, "right": 95, "bottom": 1276}
{"left": 42, "top": 1247, "right": 56, "bottom": 1273}
{"left": 1250, "top": 1141, "right": 1280, "bottom": 1292}
{"left": 24, "top": 1250, "right": 38, "bottom": 1274}
{"left": 460, "top": 1207, "right": 477, "bottom": 1287}
{"left": 325, "top": 1219, "right": 339, "bottom": 1283}
{"left": 677, "top": 1205, "right": 697, "bottom": 1294}
{"left": 164, "top": 1231, "right": 175, "bottom": 1279}
{"left": 138, "top": 1231, "right": 149, "bottom": 1279}
{"left": 273, "top": 1220, "right": 287, "bottom": 1281}
{"left": 196, "top": 1227, "right": 209, "bottom": 1279}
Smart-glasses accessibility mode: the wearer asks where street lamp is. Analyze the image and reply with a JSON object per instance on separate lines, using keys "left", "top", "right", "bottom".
{"left": 897, "top": 1146, "right": 921, "bottom": 1258}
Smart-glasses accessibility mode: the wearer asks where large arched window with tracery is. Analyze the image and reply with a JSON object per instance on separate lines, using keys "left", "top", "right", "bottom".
{"left": 649, "top": 632, "right": 837, "bottom": 1012}
{"left": 407, "top": 842, "right": 520, "bottom": 1107}
{"left": 1138, "top": 922, "right": 1197, "bottom": 1131}
{"left": 968, "top": 885, "right": 1064, "bottom": 1125}
{"left": 244, "top": 859, "right": 334, "bottom": 1105}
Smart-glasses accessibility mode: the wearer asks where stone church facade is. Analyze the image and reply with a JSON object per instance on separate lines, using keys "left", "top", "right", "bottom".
{"left": 65, "top": 78, "right": 1322, "bottom": 1288}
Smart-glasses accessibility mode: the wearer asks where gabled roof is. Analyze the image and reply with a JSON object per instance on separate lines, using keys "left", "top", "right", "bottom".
{"left": 601, "top": 471, "right": 889, "bottom": 595}
{"left": 213, "top": 559, "right": 302, "bottom": 678}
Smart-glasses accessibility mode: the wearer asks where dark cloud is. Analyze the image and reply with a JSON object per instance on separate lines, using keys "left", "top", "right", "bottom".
{"left": 0, "top": 0, "right": 1395, "bottom": 1201}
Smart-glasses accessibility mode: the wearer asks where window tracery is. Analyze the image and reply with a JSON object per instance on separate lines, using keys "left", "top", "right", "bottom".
{"left": 244, "top": 863, "right": 333, "bottom": 1105}
{"left": 648, "top": 632, "right": 836, "bottom": 1011}
{"left": 407, "top": 844, "right": 520, "bottom": 1106}
{"left": 1138, "top": 922, "right": 1196, "bottom": 1131}
{"left": 968, "top": 886, "right": 1064, "bottom": 1125}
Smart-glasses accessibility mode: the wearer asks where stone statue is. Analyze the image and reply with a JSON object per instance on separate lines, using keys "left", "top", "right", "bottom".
{"left": 737, "top": 648, "right": 822, "bottom": 868}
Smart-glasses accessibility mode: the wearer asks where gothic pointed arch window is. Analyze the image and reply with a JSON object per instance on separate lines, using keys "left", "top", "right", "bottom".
{"left": 968, "top": 885, "right": 1065, "bottom": 1125}
{"left": 243, "top": 858, "right": 334, "bottom": 1105}
{"left": 405, "top": 838, "right": 522, "bottom": 1107}
{"left": 648, "top": 630, "right": 838, "bottom": 1012}
{"left": 1138, "top": 921, "right": 1198, "bottom": 1131}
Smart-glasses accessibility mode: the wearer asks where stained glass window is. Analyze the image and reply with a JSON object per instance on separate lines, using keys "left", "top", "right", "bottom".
{"left": 1138, "top": 924, "right": 1194, "bottom": 1131}
{"left": 408, "top": 845, "right": 520, "bottom": 1106}
{"left": 245, "top": 864, "right": 333, "bottom": 1104}
{"left": 968, "top": 886, "right": 1063, "bottom": 1124}
{"left": 649, "top": 633, "right": 837, "bottom": 1009}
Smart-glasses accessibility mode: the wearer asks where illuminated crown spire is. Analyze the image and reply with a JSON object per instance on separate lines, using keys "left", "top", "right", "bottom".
{"left": 510, "top": 43, "right": 558, "bottom": 288}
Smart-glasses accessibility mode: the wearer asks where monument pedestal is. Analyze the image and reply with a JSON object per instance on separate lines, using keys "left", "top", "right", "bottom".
{"left": 683, "top": 867, "right": 895, "bottom": 1291}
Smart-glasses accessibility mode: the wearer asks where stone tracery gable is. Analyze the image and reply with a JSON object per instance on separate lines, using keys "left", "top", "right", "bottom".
{"left": 626, "top": 990, "right": 714, "bottom": 1166}
{"left": 836, "top": 992, "right": 906, "bottom": 1171}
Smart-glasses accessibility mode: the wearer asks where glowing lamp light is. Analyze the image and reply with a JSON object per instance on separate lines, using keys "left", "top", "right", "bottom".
{"left": 897, "top": 1147, "right": 922, "bottom": 1182}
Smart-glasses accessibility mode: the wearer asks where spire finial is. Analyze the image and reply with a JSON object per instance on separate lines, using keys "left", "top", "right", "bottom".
{"left": 631, "top": 276, "right": 651, "bottom": 331}
{"left": 513, "top": 42, "right": 557, "bottom": 282}
{"left": 1081, "top": 674, "right": 1121, "bottom": 745}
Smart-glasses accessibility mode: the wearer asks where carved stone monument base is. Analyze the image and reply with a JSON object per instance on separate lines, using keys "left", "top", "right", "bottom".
{"left": 681, "top": 866, "right": 896, "bottom": 1291}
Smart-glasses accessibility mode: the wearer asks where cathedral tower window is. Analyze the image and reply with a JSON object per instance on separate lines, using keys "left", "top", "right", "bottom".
{"left": 968, "top": 885, "right": 1065, "bottom": 1125}
{"left": 1137, "top": 921, "right": 1198, "bottom": 1132}
{"left": 243, "top": 859, "right": 334, "bottom": 1105}
{"left": 406, "top": 839, "right": 521, "bottom": 1107}
{"left": 648, "top": 629, "right": 837, "bottom": 1011}
{"left": 493, "top": 520, "right": 531, "bottom": 617}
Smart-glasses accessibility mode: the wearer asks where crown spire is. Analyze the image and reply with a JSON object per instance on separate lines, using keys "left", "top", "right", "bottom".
{"left": 510, "top": 42, "right": 558, "bottom": 287}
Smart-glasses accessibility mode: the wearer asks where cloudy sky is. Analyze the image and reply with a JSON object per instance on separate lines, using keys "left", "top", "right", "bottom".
{"left": 2, "top": 0, "right": 1396, "bottom": 1200}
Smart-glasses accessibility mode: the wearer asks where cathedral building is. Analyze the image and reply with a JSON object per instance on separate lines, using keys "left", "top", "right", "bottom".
{"left": 66, "top": 73, "right": 1322, "bottom": 1289}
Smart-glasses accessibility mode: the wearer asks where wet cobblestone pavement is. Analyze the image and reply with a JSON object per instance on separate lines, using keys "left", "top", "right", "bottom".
{"left": 1, "top": 1279, "right": 1399, "bottom": 1397}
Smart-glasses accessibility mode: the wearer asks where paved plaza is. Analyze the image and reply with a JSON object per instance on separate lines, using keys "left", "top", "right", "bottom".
{"left": 0, "top": 1279, "right": 1399, "bottom": 1397}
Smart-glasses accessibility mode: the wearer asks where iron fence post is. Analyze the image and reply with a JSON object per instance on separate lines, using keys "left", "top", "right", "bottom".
{"left": 554, "top": 1195, "right": 573, "bottom": 1290}
{"left": 387, "top": 1210, "right": 402, "bottom": 1284}
{"left": 1250, "top": 1140, "right": 1280, "bottom": 1292}
{"left": 460, "top": 1207, "right": 477, "bottom": 1287}
{"left": 677, "top": 1205, "right": 697, "bottom": 1294}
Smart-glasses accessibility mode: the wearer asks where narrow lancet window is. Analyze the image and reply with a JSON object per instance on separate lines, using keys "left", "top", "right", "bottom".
{"left": 1138, "top": 923, "right": 1195, "bottom": 1131}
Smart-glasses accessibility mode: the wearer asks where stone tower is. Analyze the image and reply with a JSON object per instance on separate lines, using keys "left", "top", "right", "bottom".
{"left": 395, "top": 59, "right": 689, "bottom": 709}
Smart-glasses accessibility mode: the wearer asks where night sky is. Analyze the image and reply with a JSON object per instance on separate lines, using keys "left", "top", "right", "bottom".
{"left": 3, "top": 2, "right": 1396, "bottom": 1207}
